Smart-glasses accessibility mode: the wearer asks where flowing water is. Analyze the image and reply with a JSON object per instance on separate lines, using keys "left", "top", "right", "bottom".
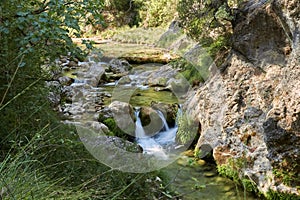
{"left": 135, "top": 108, "right": 178, "bottom": 159}
{"left": 133, "top": 106, "right": 257, "bottom": 200}
{"left": 68, "top": 42, "right": 258, "bottom": 199}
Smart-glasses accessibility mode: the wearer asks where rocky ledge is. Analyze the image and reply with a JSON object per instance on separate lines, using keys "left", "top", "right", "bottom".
{"left": 185, "top": 0, "right": 300, "bottom": 198}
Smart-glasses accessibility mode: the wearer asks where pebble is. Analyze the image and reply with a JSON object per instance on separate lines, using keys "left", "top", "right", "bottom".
{"left": 177, "top": 159, "right": 187, "bottom": 166}
{"left": 203, "top": 172, "right": 216, "bottom": 177}
{"left": 197, "top": 159, "right": 206, "bottom": 166}
{"left": 222, "top": 185, "right": 232, "bottom": 192}
{"left": 182, "top": 150, "right": 194, "bottom": 157}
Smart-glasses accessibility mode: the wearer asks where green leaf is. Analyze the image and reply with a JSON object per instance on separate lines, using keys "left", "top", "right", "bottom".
{"left": 16, "top": 11, "right": 29, "bottom": 16}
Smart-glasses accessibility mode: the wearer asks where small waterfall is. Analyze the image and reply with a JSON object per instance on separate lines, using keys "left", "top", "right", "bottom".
{"left": 71, "top": 79, "right": 87, "bottom": 86}
{"left": 135, "top": 109, "right": 147, "bottom": 138}
{"left": 156, "top": 110, "right": 169, "bottom": 131}
{"left": 135, "top": 108, "right": 180, "bottom": 159}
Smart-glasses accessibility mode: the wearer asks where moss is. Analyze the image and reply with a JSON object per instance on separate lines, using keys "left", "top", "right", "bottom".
{"left": 170, "top": 58, "right": 205, "bottom": 84}
{"left": 102, "top": 117, "right": 130, "bottom": 139}
{"left": 217, "top": 164, "right": 239, "bottom": 183}
{"left": 266, "top": 190, "right": 299, "bottom": 200}
{"left": 176, "top": 113, "right": 198, "bottom": 145}
{"left": 217, "top": 160, "right": 260, "bottom": 196}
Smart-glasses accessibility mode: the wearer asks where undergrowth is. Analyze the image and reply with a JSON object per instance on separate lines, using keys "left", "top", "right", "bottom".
{"left": 0, "top": 122, "right": 173, "bottom": 199}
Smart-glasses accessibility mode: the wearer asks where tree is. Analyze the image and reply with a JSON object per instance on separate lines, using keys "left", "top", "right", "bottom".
{"left": 0, "top": 0, "right": 104, "bottom": 154}
{"left": 177, "top": 0, "right": 243, "bottom": 57}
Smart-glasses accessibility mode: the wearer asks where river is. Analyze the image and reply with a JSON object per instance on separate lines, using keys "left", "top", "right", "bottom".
{"left": 64, "top": 41, "right": 257, "bottom": 200}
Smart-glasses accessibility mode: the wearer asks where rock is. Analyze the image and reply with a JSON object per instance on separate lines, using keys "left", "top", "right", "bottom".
{"left": 244, "top": 107, "right": 263, "bottom": 119}
{"left": 61, "top": 86, "right": 74, "bottom": 103}
{"left": 81, "top": 135, "right": 142, "bottom": 153}
{"left": 68, "top": 60, "right": 77, "bottom": 68}
{"left": 58, "top": 76, "right": 73, "bottom": 86}
{"left": 197, "top": 159, "right": 206, "bottom": 166}
{"left": 48, "top": 91, "right": 61, "bottom": 107}
{"left": 117, "top": 75, "right": 131, "bottom": 85}
{"left": 108, "top": 101, "right": 136, "bottom": 137}
{"left": 139, "top": 107, "right": 163, "bottom": 136}
{"left": 167, "top": 77, "right": 190, "bottom": 96}
{"left": 98, "top": 106, "right": 113, "bottom": 122}
{"left": 203, "top": 172, "right": 216, "bottom": 178}
{"left": 62, "top": 66, "right": 70, "bottom": 71}
{"left": 182, "top": 150, "right": 194, "bottom": 157}
{"left": 184, "top": 1, "right": 300, "bottom": 197}
{"left": 84, "top": 121, "right": 110, "bottom": 134}
{"left": 177, "top": 158, "right": 188, "bottom": 167}
{"left": 151, "top": 102, "right": 179, "bottom": 127}
{"left": 108, "top": 58, "right": 132, "bottom": 74}
{"left": 232, "top": 2, "right": 289, "bottom": 66}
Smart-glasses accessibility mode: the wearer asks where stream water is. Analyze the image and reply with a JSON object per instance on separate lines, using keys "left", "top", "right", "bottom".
{"left": 135, "top": 108, "right": 178, "bottom": 159}
{"left": 66, "top": 42, "right": 257, "bottom": 199}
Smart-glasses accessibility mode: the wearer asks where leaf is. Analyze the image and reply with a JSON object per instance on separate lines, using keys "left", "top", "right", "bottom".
{"left": 39, "top": 17, "right": 48, "bottom": 23}
{"left": 19, "top": 62, "right": 26, "bottom": 68}
{"left": 16, "top": 11, "right": 29, "bottom": 16}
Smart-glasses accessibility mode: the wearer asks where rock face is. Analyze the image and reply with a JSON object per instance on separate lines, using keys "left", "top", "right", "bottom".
{"left": 184, "top": 1, "right": 300, "bottom": 197}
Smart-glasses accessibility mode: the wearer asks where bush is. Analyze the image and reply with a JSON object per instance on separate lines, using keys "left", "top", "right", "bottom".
{"left": 171, "top": 58, "right": 206, "bottom": 83}
{"left": 177, "top": 0, "right": 237, "bottom": 62}
{"left": 138, "top": 0, "right": 178, "bottom": 27}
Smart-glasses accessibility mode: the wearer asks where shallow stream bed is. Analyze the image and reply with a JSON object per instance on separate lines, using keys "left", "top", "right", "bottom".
{"left": 67, "top": 41, "right": 258, "bottom": 199}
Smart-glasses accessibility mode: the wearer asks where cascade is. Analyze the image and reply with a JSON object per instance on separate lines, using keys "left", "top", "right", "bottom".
{"left": 134, "top": 109, "right": 147, "bottom": 138}
{"left": 156, "top": 110, "right": 169, "bottom": 131}
{"left": 134, "top": 108, "right": 180, "bottom": 159}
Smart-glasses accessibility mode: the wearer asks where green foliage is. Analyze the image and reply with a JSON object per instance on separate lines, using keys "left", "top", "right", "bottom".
{"left": 177, "top": 0, "right": 239, "bottom": 61}
{"left": 266, "top": 190, "right": 300, "bottom": 200}
{"left": 138, "top": 0, "right": 178, "bottom": 27}
{"left": 178, "top": 0, "right": 234, "bottom": 41}
{"left": 176, "top": 113, "right": 198, "bottom": 145}
{"left": 241, "top": 178, "right": 258, "bottom": 193}
{"left": 273, "top": 168, "right": 297, "bottom": 187}
{"left": 217, "top": 164, "right": 240, "bottom": 183}
{"left": 102, "top": 117, "right": 132, "bottom": 139}
{"left": 0, "top": 124, "right": 172, "bottom": 199}
{"left": 0, "top": 0, "right": 104, "bottom": 153}
{"left": 171, "top": 58, "right": 205, "bottom": 83}
{"left": 217, "top": 158, "right": 261, "bottom": 197}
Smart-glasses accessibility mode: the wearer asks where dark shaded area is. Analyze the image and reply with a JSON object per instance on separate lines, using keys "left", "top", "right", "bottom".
{"left": 263, "top": 118, "right": 300, "bottom": 187}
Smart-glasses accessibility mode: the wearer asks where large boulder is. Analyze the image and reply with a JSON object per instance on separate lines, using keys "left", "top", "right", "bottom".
{"left": 184, "top": 1, "right": 300, "bottom": 198}
{"left": 108, "top": 101, "right": 136, "bottom": 137}
{"left": 151, "top": 102, "right": 179, "bottom": 128}
{"left": 108, "top": 58, "right": 132, "bottom": 74}
{"left": 138, "top": 106, "right": 163, "bottom": 136}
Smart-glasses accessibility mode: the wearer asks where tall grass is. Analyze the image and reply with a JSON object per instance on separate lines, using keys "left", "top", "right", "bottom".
{"left": 0, "top": 121, "right": 173, "bottom": 199}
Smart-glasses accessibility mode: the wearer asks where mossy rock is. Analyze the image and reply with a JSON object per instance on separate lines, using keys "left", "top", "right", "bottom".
{"left": 119, "top": 49, "right": 180, "bottom": 64}
{"left": 150, "top": 102, "right": 179, "bottom": 127}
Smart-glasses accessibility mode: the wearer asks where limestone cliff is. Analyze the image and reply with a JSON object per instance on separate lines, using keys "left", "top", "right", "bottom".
{"left": 184, "top": 0, "right": 300, "bottom": 197}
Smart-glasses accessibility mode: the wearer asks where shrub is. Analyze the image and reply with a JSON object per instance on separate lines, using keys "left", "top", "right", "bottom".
{"left": 138, "top": 0, "right": 178, "bottom": 27}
